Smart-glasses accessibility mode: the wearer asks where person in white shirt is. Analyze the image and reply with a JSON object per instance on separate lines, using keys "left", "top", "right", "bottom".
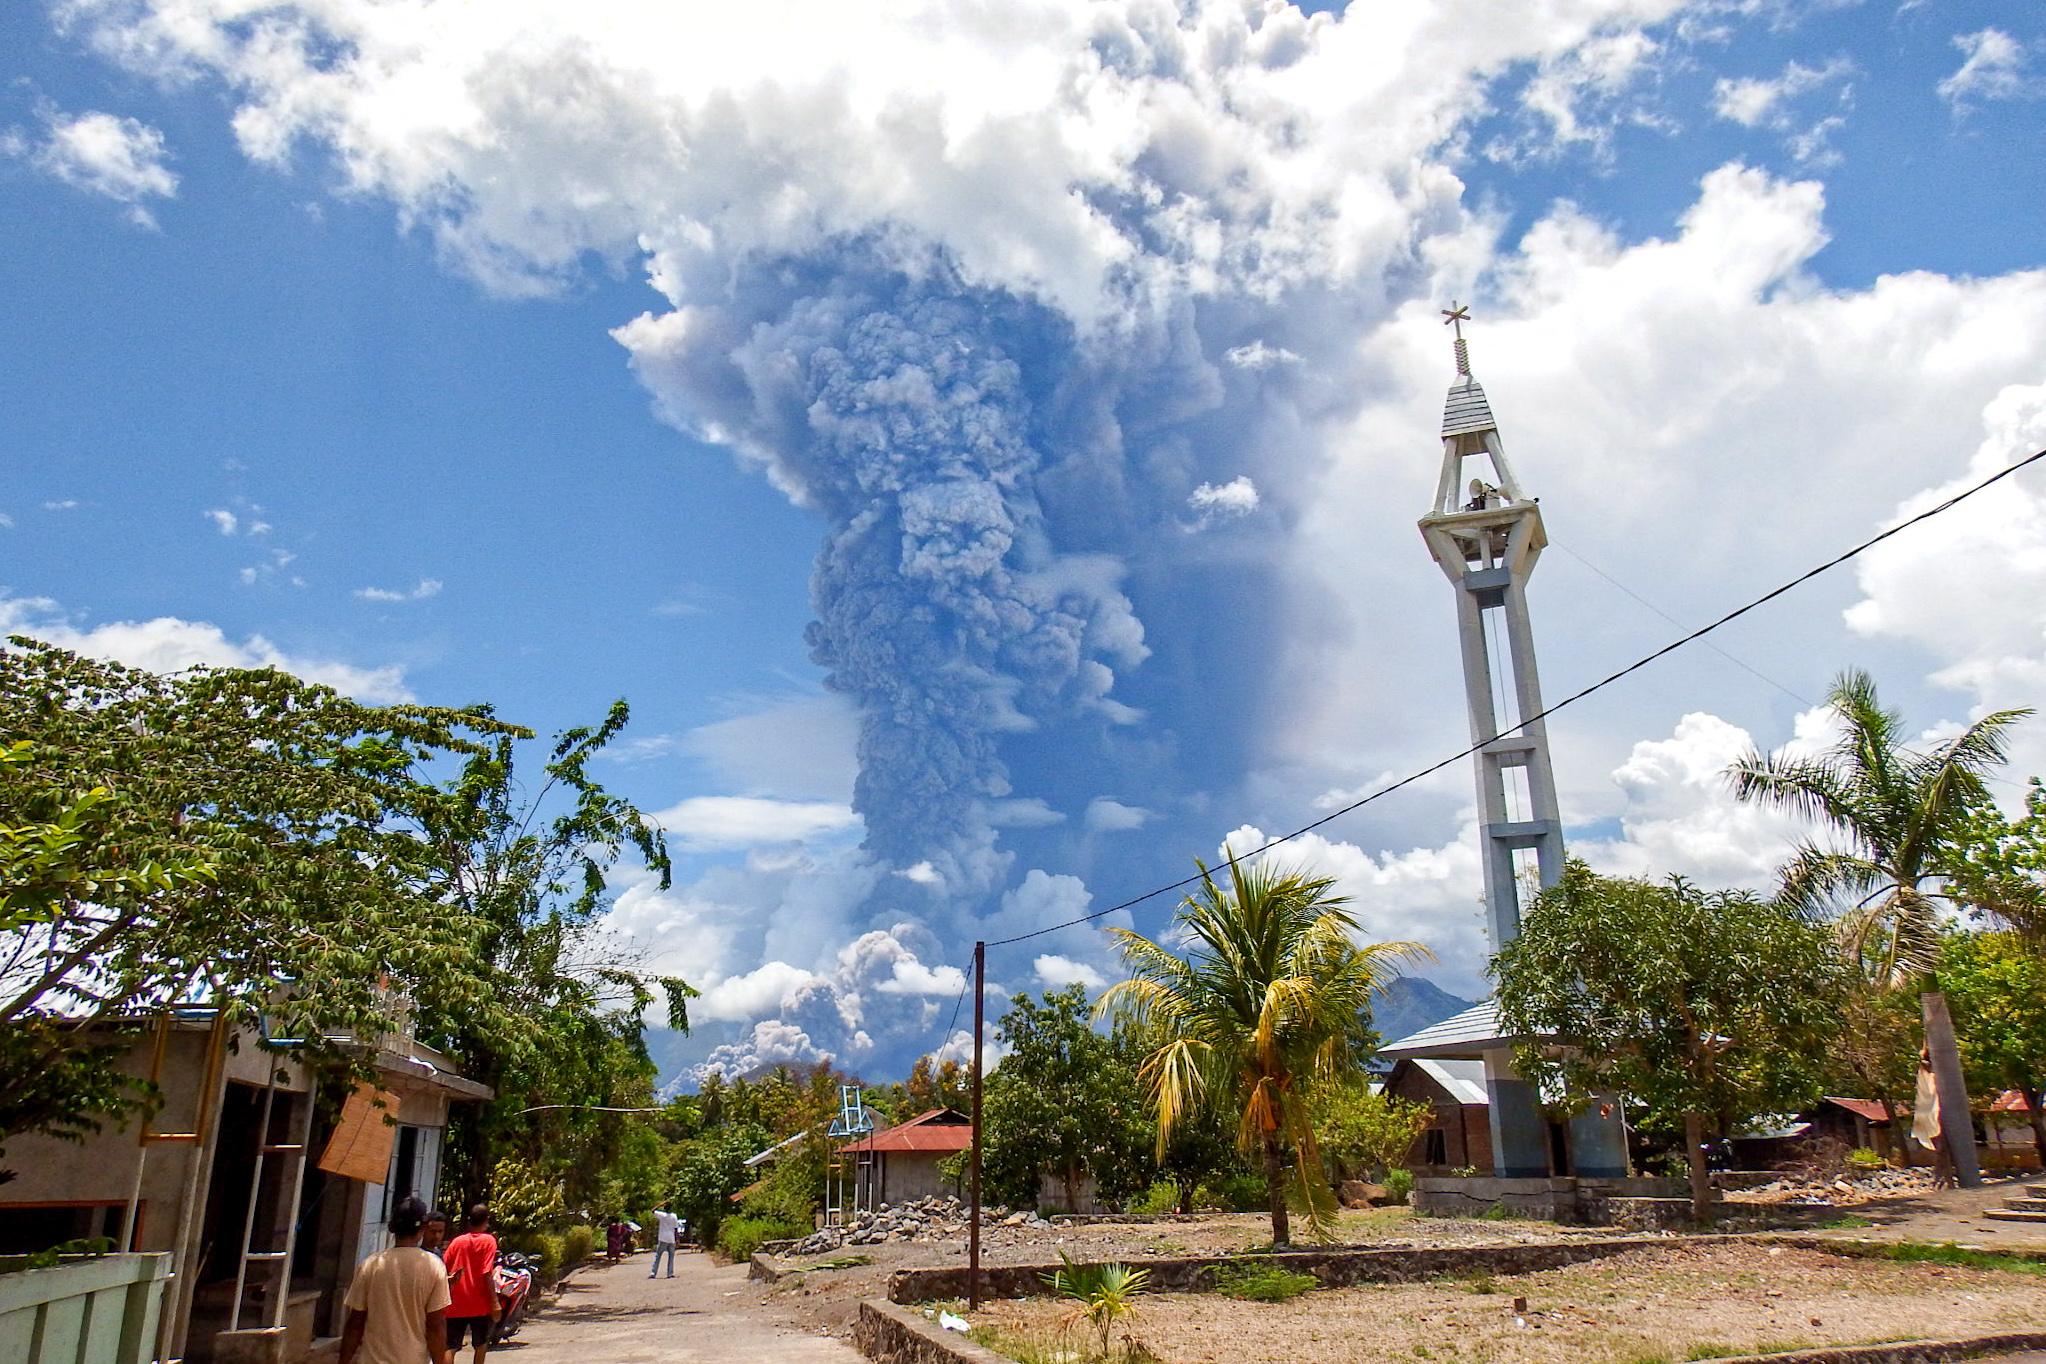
{"left": 340, "top": 1196, "right": 451, "bottom": 1364}
{"left": 649, "top": 1205, "right": 682, "bottom": 1279}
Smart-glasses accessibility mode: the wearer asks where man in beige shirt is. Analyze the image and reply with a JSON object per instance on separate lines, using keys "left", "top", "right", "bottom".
{"left": 341, "top": 1196, "right": 452, "bottom": 1364}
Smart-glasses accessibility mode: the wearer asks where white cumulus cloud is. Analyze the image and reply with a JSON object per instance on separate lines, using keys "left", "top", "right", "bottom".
{"left": 1939, "top": 29, "right": 2041, "bottom": 111}
{"left": 11, "top": 108, "right": 178, "bottom": 226}
{"left": 354, "top": 578, "right": 443, "bottom": 603}
{"left": 654, "top": 795, "right": 861, "bottom": 852}
{"left": 0, "top": 594, "right": 412, "bottom": 702}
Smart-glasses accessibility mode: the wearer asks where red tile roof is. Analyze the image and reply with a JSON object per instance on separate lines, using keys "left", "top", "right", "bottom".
{"left": 1991, "top": 1089, "right": 2032, "bottom": 1114}
{"left": 838, "top": 1107, "right": 974, "bottom": 1154}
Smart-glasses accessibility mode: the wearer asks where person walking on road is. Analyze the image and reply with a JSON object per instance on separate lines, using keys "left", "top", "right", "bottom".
{"left": 339, "top": 1195, "right": 450, "bottom": 1364}
{"left": 648, "top": 1204, "right": 682, "bottom": 1278}
{"left": 443, "top": 1203, "right": 501, "bottom": 1364}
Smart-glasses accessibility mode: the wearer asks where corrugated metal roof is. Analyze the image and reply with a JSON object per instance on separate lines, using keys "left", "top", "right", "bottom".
{"left": 1441, "top": 376, "right": 1497, "bottom": 438}
{"left": 1413, "top": 1059, "right": 1489, "bottom": 1106}
{"left": 838, "top": 1107, "right": 974, "bottom": 1154}
{"left": 1378, "top": 1001, "right": 1521, "bottom": 1058}
{"left": 1820, "top": 1096, "right": 1893, "bottom": 1123}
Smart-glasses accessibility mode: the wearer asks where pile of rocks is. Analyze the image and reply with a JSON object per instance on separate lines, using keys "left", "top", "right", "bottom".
{"left": 1733, "top": 1166, "right": 1936, "bottom": 1206}
{"left": 778, "top": 1196, "right": 1055, "bottom": 1256}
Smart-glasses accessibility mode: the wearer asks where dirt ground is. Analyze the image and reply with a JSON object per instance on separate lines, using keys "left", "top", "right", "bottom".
{"left": 753, "top": 1208, "right": 1637, "bottom": 1337}
{"left": 1793, "top": 1175, "right": 2046, "bottom": 1253}
{"left": 952, "top": 1242, "right": 2046, "bottom": 1364}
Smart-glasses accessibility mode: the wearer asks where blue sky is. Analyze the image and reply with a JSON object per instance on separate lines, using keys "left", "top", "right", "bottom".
{"left": 3, "top": 0, "right": 2043, "bottom": 1085}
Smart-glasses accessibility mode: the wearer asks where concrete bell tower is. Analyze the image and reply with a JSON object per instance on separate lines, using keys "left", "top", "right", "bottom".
{"left": 1416, "top": 306, "right": 1627, "bottom": 1178}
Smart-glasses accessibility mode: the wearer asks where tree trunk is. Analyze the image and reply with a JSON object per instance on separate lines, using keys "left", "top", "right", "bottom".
{"left": 1062, "top": 1160, "right": 1078, "bottom": 1214}
{"left": 2026, "top": 1086, "right": 2046, "bottom": 1167}
{"left": 1921, "top": 992, "right": 1982, "bottom": 1188}
{"left": 1176, "top": 1178, "right": 1194, "bottom": 1216}
{"left": 1261, "top": 1130, "right": 1291, "bottom": 1246}
{"left": 1684, "top": 1111, "right": 1712, "bottom": 1223}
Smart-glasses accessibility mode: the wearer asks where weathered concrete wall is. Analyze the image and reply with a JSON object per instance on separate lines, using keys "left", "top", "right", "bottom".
{"left": 884, "top": 1235, "right": 1728, "bottom": 1304}
{"left": 878, "top": 1154, "right": 956, "bottom": 1204}
{"left": 854, "top": 1300, "right": 1008, "bottom": 1364}
{"left": 1413, "top": 1175, "right": 1698, "bottom": 1224}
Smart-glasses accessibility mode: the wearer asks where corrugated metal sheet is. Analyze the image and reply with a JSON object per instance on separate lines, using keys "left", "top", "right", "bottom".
{"left": 1821, "top": 1096, "right": 1893, "bottom": 1123}
{"left": 1414, "top": 1059, "right": 1489, "bottom": 1106}
{"left": 838, "top": 1107, "right": 974, "bottom": 1154}
{"left": 1378, "top": 1000, "right": 1519, "bottom": 1058}
{"left": 1441, "top": 377, "right": 1496, "bottom": 437}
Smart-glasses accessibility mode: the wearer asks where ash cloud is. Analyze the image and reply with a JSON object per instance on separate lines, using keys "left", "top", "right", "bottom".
{"left": 622, "top": 270, "right": 1167, "bottom": 895}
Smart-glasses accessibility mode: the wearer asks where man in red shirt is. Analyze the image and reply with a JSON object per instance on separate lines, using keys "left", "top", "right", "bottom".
{"left": 442, "top": 1203, "right": 499, "bottom": 1364}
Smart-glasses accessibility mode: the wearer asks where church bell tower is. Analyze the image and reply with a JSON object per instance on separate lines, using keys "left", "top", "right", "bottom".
{"left": 1416, "top": 306, "right": 1627, "bottom": 1178}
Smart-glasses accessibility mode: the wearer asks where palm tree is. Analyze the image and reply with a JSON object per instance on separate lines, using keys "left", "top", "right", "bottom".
{"left": 1097, "top": 853, "right": 1428, "bottom": 1245}
{"left": 1728, "top": 668, "right": 2031, "bottom": 1184}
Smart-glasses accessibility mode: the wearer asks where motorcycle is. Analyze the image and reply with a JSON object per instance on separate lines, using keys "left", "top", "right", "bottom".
{"left": 491, "top": 1251, "right": 536, "bottom": 1344}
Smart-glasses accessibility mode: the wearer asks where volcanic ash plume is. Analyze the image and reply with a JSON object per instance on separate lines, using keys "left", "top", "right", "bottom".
{"left": 638, "top": 281, "right": 1149, "bottom": 892}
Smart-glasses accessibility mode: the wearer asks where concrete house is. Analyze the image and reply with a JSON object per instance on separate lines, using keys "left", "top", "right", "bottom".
{"left": 0, "top": 1013, "right": 488, "bottom": 1364}
{"left": 835, "top": 1108, "right": 972, "bottom": 1204}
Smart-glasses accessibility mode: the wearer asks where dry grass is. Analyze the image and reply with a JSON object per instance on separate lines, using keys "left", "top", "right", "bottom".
{"left": 954, "top": 1242, "right": 2046, "bottom": 1364}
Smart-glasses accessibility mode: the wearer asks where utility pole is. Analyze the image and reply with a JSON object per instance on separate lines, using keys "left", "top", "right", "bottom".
{"left": 969, "top": 940, "right": 985, "bottom": 1310}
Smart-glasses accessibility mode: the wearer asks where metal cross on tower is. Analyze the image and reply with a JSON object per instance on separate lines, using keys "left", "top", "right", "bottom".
{"left": 1416, "top": 308, "right": 1629, "bottom": 1179}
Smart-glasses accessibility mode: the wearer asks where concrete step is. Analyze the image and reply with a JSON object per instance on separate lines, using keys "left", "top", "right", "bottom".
{"left": 1983, "top": 1208, "right": 2046, "bottom": 1223}
{"left": 2008, "top": 1195, "right": 2046, "bottom": 1210}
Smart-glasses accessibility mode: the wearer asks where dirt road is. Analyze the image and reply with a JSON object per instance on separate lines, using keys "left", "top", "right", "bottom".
{"left": 503, "top": 1250, "right": 863, "bottom": 1364}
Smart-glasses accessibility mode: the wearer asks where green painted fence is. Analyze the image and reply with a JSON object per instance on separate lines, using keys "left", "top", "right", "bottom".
{"left": 0, "top": 1255, "right": 169, "bottom": 1364}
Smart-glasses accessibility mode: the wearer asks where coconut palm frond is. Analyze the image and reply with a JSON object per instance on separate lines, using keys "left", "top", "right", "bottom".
{"left": 1778, "top": 844, "right": 1883, "bottom": 917}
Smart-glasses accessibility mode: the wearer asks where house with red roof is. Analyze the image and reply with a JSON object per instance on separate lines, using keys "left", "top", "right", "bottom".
{"left": 836, "top": 1107, "right": 973, "bottom": 1203}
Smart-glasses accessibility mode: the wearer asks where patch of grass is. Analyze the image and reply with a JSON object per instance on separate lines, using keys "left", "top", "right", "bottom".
{"left": 1815, "top": 1213, "right": 1874, "bottom": 1229}
{"left": 968, "top": 1324, "right": 1071, "bottom": 1364}
{"left": 1683, "top": 1344, "right": 1738, "bottom": 1361}
{"left": 1463, "top": 1274, "right": 1500, "bottom": 1295}
{"left": 808, "top": 1254, "right": 873, "bottom": 1270}
{"left": 1478, "top": 1204, "right": 1517, "bottom": 1221}
{"left": 1211, "top": 1261, "right": 1319, "bottom": 1303}
{"left": 1876, "top": 1241, "right": 2046, "bottom": 1275}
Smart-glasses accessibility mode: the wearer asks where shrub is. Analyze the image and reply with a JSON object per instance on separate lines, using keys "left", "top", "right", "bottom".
{"left": 716, "top": 1214, "right": 808, "bottom": 1262}
{"left": 560, "top": 1224, "right": 595, "bottom": 1267}
{"left": 1846, "top": 1146, "right": 1885, "bottom": 1172}
{"left": 1382, "top": 1168, "right": 1415, "bottom": 1206}
{"left": 514, "top": 1231, "right": 564, "bottom": 1282}
{"left": 1192, "top": 1172, "right": 1266, "bottom": 1212}
{"left": 1211, "top": 1261, "right": 1318, "bottom": 1303}
{"left": 1130, "top": 1181, "right": 1179, "bottom": 1215}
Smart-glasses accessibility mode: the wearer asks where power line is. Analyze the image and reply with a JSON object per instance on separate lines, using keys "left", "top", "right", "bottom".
{"left": 1550, "top": 536, "right": 2026, "bottom": 790}
{"left": 984, "top": 446, "right": 2046, "bottom": 950}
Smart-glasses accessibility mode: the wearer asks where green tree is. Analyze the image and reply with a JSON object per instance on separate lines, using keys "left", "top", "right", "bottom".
{"left": 1495, "top": 861, "right": 1845, "bottom": 1218}
{"left": 1949, "top": 778, "right": 2046, "bottom": 940}
{"left": 671, "top": 1121, "right": 769, "bottom": 1245}
{"left": 408, "top": 701, "right": 696, "bottom": 1210}
{"left": 981, "top": 986, "right": 1152, "bottom": 1211}
{"left": 1099, "top": 855, "right": 1426, "bottom": 1244}
{"left": 1729, "top": 668, "right": 2030, "bottom": 1182}
{"left": 0, "top": 640, "right": 518, "bottom": 1162}
{"left": 1939, "top": 932, "right": 2046, "bottom": 1163}
{"left": 1309, "top": 1080, "right": 1433, "bottom": 1182}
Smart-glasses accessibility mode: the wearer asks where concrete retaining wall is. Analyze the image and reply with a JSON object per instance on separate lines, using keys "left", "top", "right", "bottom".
{"left": 885, "top": 1234, "right": 1729, "bottom": 1304}
{"left": 855, "top": 1300, "right": 1007, "bottom": 1364}
{"left": 1414, "top": 1175, "right": 1702, "bottom": 1224}
{"left": 1705, "top": 1334, "right": 2046, "bottom": 1364}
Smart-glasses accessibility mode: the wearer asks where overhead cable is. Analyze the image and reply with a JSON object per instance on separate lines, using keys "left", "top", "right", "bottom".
{"left": 982, "top": 447, "right": 2046, "bottom": 949}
